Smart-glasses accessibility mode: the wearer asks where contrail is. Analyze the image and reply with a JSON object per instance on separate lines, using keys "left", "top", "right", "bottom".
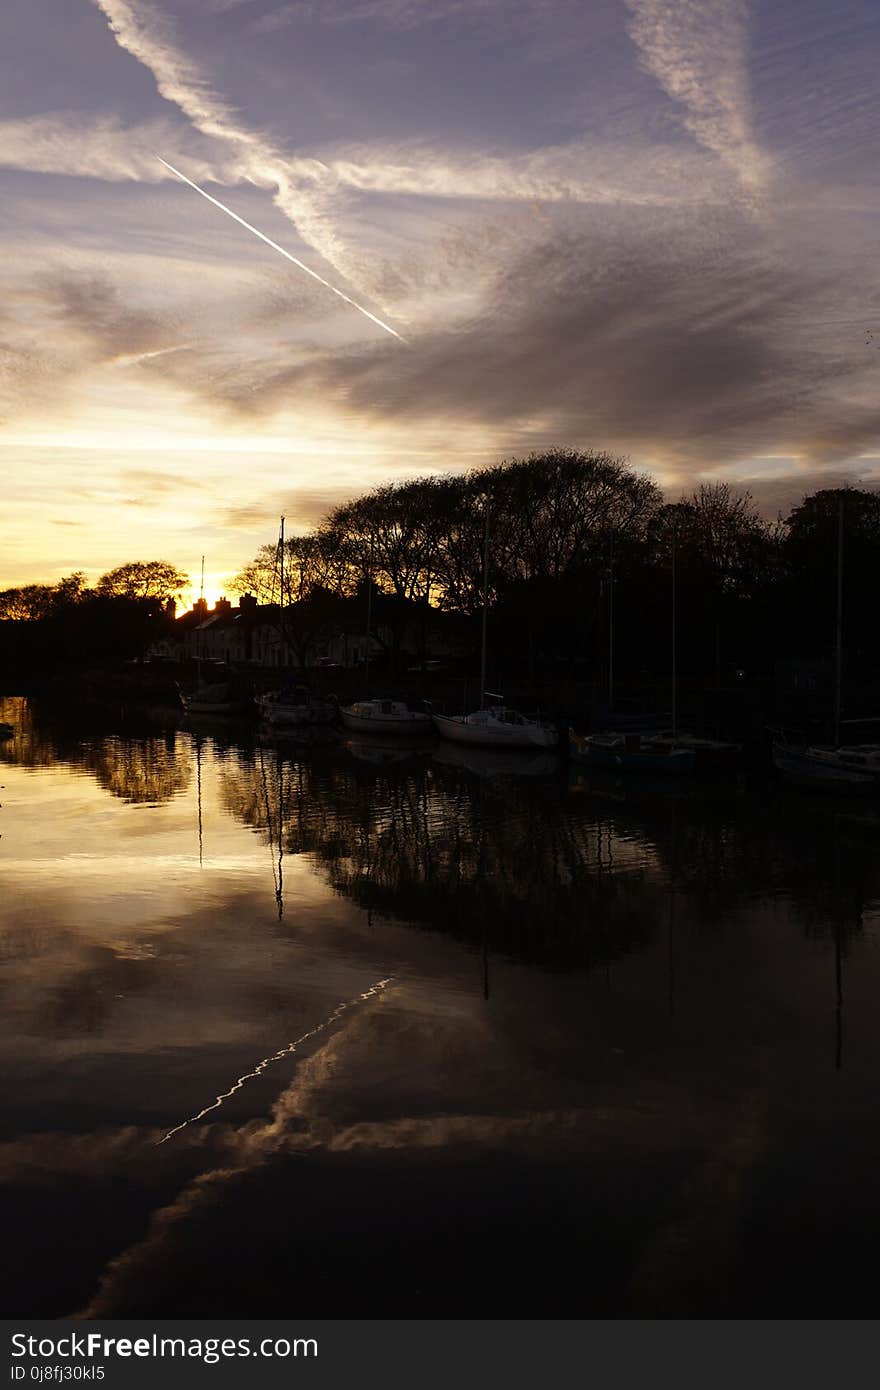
{"left": 156, "top": 156, "right": 407, "bottom": 342}
{"left": 111, "top": 342, "right": 195, "bottom": 367}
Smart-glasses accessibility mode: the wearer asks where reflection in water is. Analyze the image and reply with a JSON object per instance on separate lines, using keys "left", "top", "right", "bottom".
{"left": 220, "top": 752, "right": 664, "bottom": 972}
{"left": 160, "top": 976, "right": 393, "bottom": 1144}
{"left": 2, "top": 694, "right": 880, "bottom": 1318}
{"left": 1, "top": 696, "right": 190, "bottom": 804}
{"left": 86, "top": 737, "right": 189, "bottom": 804}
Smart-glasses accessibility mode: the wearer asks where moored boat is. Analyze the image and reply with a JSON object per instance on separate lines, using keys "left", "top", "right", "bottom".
{"left": 340, "top": 699, "right": 432, "bottom": 736}
{"left": 433, "top": 706, "right": 557, "bottom": 750}
{"left": 570, "top": 729, "right": 695, "bottom": 775}
{"left": 771, "top": 738, "right": 880, "bottom": 790}
{"left": 257, "top": 686, "right": 337, "bottom": 727}
{"left": 644, "top": 731, "right": 740, "bottom": 771}
{"left": 184, "top": 682, "right": 247, "bottom": 716}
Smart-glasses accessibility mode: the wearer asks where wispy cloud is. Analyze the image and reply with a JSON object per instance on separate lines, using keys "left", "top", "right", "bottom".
{"left": 89, "top": 0, "right": 371, "bottom": 297}
{"left": 625, "top": 0, "right": 772, "bottom": 200}
{"left": 0, "top": 110, "right": 724, "bottom": 214}
{"left": 42, "top": 270, "right": 173, "bottom": 360}
{"left": 158, "top": 214, "right": 880, "bottom": 474}
{"left": 0, "top": 111, "right": 234, "bottom": 186}
{"left": 255, "top": 0, "right": 511, "bottom": 33}
{"left": 325, "top": 135, "right": 726, "bottom": 207}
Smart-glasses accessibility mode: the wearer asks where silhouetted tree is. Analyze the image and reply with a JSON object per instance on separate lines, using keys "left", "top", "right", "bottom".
{"left": 781, "top": 487, "right": 880, "bottom": 676}
{"left": 95, "top": 561, "right": 188, "bottom": 602}
{"left": 649, "top": 485, "right": 778, "bottom": 682}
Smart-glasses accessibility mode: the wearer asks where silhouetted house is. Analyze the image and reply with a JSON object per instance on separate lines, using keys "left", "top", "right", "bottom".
{"left": 165, "top": 594, "right": 468, "bottom": 670}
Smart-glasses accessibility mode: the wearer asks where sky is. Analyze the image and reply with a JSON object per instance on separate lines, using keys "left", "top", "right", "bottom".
{"left": 3, "top": 0, "right": 880, "bottom": 605}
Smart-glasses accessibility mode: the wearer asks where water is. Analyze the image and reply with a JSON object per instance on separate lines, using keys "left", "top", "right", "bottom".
{"left": 2, "top": 694, "right": 880, "bottom": 1316}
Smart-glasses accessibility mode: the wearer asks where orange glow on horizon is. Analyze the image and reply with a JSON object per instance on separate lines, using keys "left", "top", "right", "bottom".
{"left": 179, "top": 580, "right": 233, "bottom": 615}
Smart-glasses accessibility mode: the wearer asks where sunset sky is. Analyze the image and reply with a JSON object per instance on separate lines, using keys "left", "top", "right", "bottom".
{"left": 3, "top": 0, "right": 880, "bottom": 606}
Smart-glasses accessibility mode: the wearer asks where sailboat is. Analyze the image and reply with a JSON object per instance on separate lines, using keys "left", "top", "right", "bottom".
{"left": 340, "top": 699, "right": 432, "bottom": 735}
{"left": 255, "top": 518, "right": 336, "bottom": 729}
{"left": 772, "top": 496, "right": 880, "bottom": 790}
{"left": 431, "top": 505, "right": 558, "bottom": 751}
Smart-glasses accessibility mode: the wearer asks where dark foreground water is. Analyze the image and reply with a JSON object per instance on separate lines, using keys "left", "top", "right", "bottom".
{"left": 2, "top": 694, "right": 880, "bottom": 1318}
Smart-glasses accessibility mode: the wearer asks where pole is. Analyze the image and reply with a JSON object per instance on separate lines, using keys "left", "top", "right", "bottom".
{"left": 197, "top": 554, "right": 205, "bottom": 688}
{"left": 834, "top": 494, "right": 844, "bottom": 747}
{"left": 365, "top": 535, "right": 373, "bottom": 697}
{"left": 196, "top": 733, "right": 203, "bottom": 868}
{"left": 608, "top": 532, "right": 614, "bottom": 711}
{"left": 480, "top": 503, "right": 490, "bottom": 709}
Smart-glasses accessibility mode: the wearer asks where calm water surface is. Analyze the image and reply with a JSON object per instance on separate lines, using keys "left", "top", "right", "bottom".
{"left": 2, "top": 694, "right": 880, "bottom": 1317}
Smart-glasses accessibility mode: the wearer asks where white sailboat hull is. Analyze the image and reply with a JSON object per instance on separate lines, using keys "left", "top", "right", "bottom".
{"left": 340, "top": 709, "right": 432, "bottom": 736}
{"left": 432, "top": 712, "right": 557, "bottom": 749}
{"left": 257, "top": 694, "right": 335, "bottom": 726}
{"left": 772, "top": 742, "right": 878, "bottom": 788}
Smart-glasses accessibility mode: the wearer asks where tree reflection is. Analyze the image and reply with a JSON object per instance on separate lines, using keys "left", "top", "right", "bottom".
{"left": 0, "top": 699, "right": 190, "bottom": 804}
{"left": 82, "top": 737, "right": 189, "bottom": 804}
{"left": 5, "top": 695, "right": 877, "bottom": 972}
{"left": 220, "top": 750, "right": 664, "bottom": 971}
{"left": 219, "top": 748, "right": 880, "bottom": 975}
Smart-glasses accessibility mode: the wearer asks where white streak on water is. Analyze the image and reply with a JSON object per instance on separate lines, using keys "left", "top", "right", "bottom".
{"left": 158, "top": 975, "right": 394, "bottom": 1144}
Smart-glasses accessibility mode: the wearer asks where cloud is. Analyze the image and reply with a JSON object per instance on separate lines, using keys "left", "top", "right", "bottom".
{"left": 255, "top": 0, "right": 519, "bottom": 33}
{"left": 160, "top": 213, "right": 872, "bottom": 472}
{"left": 92, "top": 0, "right": 272, "bottom": 154}
{"left": 9, "top": 203, "right": 879, "bottom": 487}
{"left": 324, "top": 135, "right": 728, "bottom": 209}
{"left": 42, "top": 270, "right": 173, "bottom": 360}
{"left": 0, "top": 109, "right": 723, "bottom": 217}
{"left": 219, "top": 485, "right": 359, "bottom": 533}
{"left": 625, "top": 0, "right": 772, "bottom": 200}
{"left": 89, "top": 0, "right": 376, "bottom": 299}
{"left": 728, "top": 467, "right": 880, "bottom": 519}
{"left": 0, "top": 112, "right": 236, "bottom": 186}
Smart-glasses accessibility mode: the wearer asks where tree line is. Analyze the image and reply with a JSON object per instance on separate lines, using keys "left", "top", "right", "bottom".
{"left": 0, "top": 562, "right": 188, "bottom": 671}
{"left": 229, "top": 449, "right": 880, "bottom": 684}
{"left": 3, "top": 450, "right": 879, "bottom": 688}
{"left": 0, "top": 562, "right": 188, "bottom": 621}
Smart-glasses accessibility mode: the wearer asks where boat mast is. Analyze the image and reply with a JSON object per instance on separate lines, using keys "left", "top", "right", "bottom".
{"left": 834, "top": 493, "right": 844, "bottom": 747}
{"left": 365, "top": 534, "right": 373, "bottom": 697}
{"left": 479, "top": 502, "right": 490, "bottom": 709}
